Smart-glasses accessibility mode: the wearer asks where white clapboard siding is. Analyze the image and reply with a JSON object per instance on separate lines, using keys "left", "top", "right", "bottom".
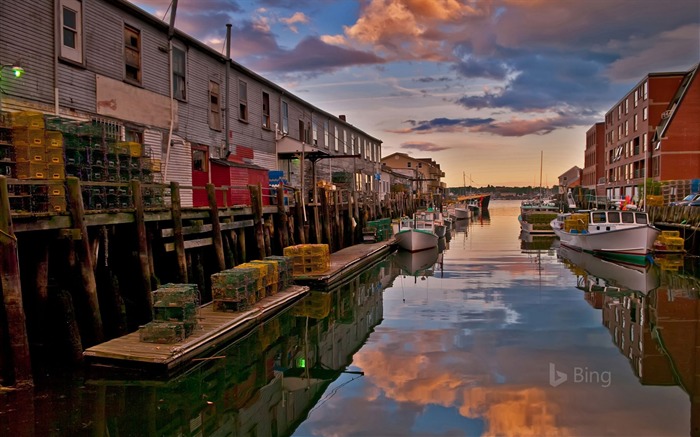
{"left": 165, "top": 135, "right": 193, "bottom": 207}
{"left": 253, "top": 151, "right": 277, "bottom": 173}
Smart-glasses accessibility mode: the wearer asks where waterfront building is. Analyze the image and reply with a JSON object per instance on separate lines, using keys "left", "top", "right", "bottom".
{"left": 0, "top": 0, "right": 382, "bottom": 207}
{"left": 602, "top": 64, "right": 700, "bottom": 202}
{"left": 582, "top": 122, "right": 606, "bottom": 196}
{"left": 380, "top": 152, "right": 445, "bottom": 203}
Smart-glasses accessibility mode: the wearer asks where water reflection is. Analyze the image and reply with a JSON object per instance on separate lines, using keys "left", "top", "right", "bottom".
{"left": 0, "top": 258, "right": 395, "bottom": 437}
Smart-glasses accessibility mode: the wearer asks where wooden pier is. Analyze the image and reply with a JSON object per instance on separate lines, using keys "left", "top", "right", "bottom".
{"left": 83, "top": 285, "right": 309, "bottom": 377}
{"left": 292, "top": 240, "right": 396, "bottom": 288}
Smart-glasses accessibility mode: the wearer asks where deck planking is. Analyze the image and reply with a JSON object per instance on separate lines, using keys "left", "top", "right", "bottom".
{"left": 292, "top": 239, "right": 396, "bottom": 288}
{"left": 83, "top": 285, "right": 309, "bottom": 375}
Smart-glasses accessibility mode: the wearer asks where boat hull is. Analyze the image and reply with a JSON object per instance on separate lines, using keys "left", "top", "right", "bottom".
{"left": 553, "top": 224, "right": 659, "bottom": 264}
{"left": 454, "top": 208, "right": 471, "bottom": 220}
{"left": 395, "top": 229, "right": 439, "bottom": 252}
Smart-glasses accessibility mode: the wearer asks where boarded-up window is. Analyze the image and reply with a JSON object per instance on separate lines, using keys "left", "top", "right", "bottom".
{"left": 59, "top": 0, "right": 83, "bottom": 63}
{"left": 193, "top": 148, "right": 208, "bottom": 172}
{"left": 124, "top": 25, "right": 141, "bottom": 84}
{"left": 262, "top": 91, "right": 270, "bottom": 128}
{"left": 239, "top": 80, "right": 248, "bottom": 122}
{"left": 173, "top": 47, "right": 186, "bottom": 100}
{"left": 209, "top": 81, "right": 221, "bottom": 131}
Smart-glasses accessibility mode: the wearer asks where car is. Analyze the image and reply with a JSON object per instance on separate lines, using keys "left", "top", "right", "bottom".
{"left": 670, "top": 193, "right": 700, "bottom": 206}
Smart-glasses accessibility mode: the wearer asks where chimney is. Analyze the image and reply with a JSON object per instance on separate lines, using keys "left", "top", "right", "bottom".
{"left": 339, "top": 115, "right": 346, "bottom": 122}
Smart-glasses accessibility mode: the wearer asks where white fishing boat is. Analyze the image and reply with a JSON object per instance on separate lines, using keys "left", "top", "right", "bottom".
{"left": 453, "top": 205, "right": 471, "bottom": 220}
{"left": 394, "top": 214, "right": 439, "bottom": 252}
{"left": 519, "top": 199, "right": 558, "bottom": 234}
{"left": 550, "top": 210, "right": 660, "bottom": 264}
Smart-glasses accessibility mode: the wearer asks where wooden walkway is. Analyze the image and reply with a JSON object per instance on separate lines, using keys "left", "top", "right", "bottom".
{"left": 83, "top": 285, "right": 309, "bottom": 377}
{"left": 293, "top": 239, "right": 396, "bottom": 288}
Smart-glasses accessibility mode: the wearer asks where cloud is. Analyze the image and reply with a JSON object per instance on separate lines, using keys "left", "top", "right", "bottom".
{"left": 388, "top": 117, "right": 496, "bottom": 134}
{"left": 249, "top": 37, "right": 385, "bottom": 74}
{"left": 414, "top": 76, "right": 451, "bottom": 83}
{"left": 399, "top": 141, "right": 450, "bottom": 152}
{"left": 452, "top": 57, "right": 510, "bottom": 80}
{"left": 280, "top": 11, "right": 310, "bottom": 33}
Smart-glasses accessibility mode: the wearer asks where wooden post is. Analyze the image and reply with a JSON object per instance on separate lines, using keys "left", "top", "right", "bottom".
{"left": 66, "top": 177, "right": 103, "bottom": 346}
{"left": 170, "top": 182, "right": 188, "bottom": 283}
{"left": 320, "top": 188, "right": 332, "bottom": 247}
{"left": 131, "top": 180, "right": 153, "bottom": 322}
{"left": 237, "top": 228, "right": 247, "bottom": 263}
{"left": 0, "top": 176, "right": 33, "bottom": 386}
{"left": 294, "top": 190, "right": 306, "bottom": 244}
{"left": 334, "top": 190, "right": 342, "bottom": 250}
{"left": 206, "top": 184, "right": 226, "bottom": 271}
{"left": 263, "top": 216, "right": 272, "bottom": 257}
{"left": 276, "top": 187, "right": 289, "bottom": 250}
{"left": 249, "top": 184, "right": 267, "bottom": 259}
{"left": 346, "top": 191, "right": 354, "bottom": 246}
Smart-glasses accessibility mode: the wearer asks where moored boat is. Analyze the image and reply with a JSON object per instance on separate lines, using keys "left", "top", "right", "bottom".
{"left": 550, "top": 210, "right": 660, "bottom": 265}
{"left": 519, "top": 199, "right": 558, "bottom": 234}
{"left": 394, "top": 214, "right": 440, "bottom": 252}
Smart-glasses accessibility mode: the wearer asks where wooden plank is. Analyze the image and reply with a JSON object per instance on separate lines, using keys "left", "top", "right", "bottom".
{"left": 160, "top": 220, "right": 254, "bottom": 238}
{"left": 164, "top": 237, "right": 213, "bottom": 252}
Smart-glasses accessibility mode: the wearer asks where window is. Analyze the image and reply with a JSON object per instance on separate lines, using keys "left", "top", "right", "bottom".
{"left": 335, "top": 126, "right": 340, "bottom": 152}
{"left": 192, "top": 148, "right": 208, "bottom": 172}
{"left": 324, "top": 120, "right": 329, "bottom": 149}
{"left": 209, "top": 81, "right": 221, "bottom": 130}
{"left": 351, "top": 134, "right": 356, "bottom": 156}
{"left": 172, "top": 46, "right": 186, "bottom": 100}
{"left": 407, "top": 162, "right": 412, "bottom": 168}
{"left": 633, "top": 114, "right": 638, "bottom": 131}
{"left": 635, "top": 213, "right": 648, "bottom": 224}
{"left": 418, "top": 162, "right": 422, "bottom": 168}
{"left": 238, "top": 80, "right": 248, "bottom": 122}
{"left": 624, "top": 120, "right": 628, "bottom": 136}
{"left": 592, "top": 212, "right": 606, "bottom": 223}
{"left": 124, "top": 25, "right": 141, "bottom": 84}
{"left": 344, "top": 131, "right": 349, "bottom": 154}
{"left": 642, "top": 133, "right": 647, "bottom": 152}
{"left": 608, "top": 212, "right": 620, "bottom": 223}
{"left": 634, "top": 89, "right": 639, "bottom": 107}
{"left": 643, "top": 81, "right": 648, "bottom": 100}
{"left": 624, "top": 98, "right": 629, "bottom": 114}
{"left": 643, "top": 107, "right": 647, "bottom": 120}
{"left": 281, "top": 101, "right": 289, "bottom": 133}
{"left": 262, "top": 92, "right": 270, "bottom": 128}
{"left": 59, "top": 0, "right": 83, "bottom": 63}
{"left": 125, "top": 128, "right": 143, "bottom": 143}
{"left": 312, "top": 121, "right": 318, "bottom": 146}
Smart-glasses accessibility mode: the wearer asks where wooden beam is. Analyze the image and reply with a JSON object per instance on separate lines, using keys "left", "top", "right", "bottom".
{"left": 170, "top": 182, "right": 188, "bottom": 283}
{"left": 66, "top": 177, "right": 103, "bottom": 345}
{"left": 249, "top": 184, "right": 266, "bottom": 259}
{"left": 131, "top": 180, "right": 153, "bottom": 322}
{"left": 0, "top": 176, "right": 33, "bottom": 386}
{"left": 206, "top": 184, "right": 226, "bottom": 271}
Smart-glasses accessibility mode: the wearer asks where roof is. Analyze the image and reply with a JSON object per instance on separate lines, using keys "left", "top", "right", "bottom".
{"left": 652, "top": 63, "right": 699, "bottom": 146}
{"left": 112, "top": 0, "right": 382, "bottom": 144}
{"left": 210, "top": 158, "right": 268, "bottom": 171}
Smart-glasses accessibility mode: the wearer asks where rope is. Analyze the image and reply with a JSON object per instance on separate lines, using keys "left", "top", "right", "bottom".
{"left": 0, "top": 228, "right": 17, "bottom": 242}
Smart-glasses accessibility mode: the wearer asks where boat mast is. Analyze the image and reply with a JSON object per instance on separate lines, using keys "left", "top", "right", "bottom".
{"left": 539, "top": 150, "right": 543, "bottom": 198}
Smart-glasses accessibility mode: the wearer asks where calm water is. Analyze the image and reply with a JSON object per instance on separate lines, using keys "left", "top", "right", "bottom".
{"left": 2, "top": 200, "right": 699, "bottom": 436}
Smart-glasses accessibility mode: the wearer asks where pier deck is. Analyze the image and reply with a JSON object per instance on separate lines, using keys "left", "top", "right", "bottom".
{"left": 84, "top": 285, "right": 309, "bottom": 377}
{"left": 293, "top": 240, "right": 396, "bottom": 288}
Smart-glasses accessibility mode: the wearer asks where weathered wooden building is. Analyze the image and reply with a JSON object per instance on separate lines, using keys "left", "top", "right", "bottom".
{"left": 0, "top": 0, "right": 383, "bottom": 205}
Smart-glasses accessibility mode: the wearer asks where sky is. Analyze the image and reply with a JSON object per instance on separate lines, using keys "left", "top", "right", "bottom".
{"left": 129, "top": 0, "right": 700, "bottom": 188}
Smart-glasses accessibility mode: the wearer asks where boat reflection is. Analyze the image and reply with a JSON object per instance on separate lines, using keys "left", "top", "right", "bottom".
{"left": 0, "top": 258, "right": 396, "bottom": 437}
{"left": 520, "top": 230, "right": 556, "bottom": 252}
{"left": 394, "top": 247, "right": 439, "bottom": 277}
{"left": 558, "top": 245, "right": 660, "bottom": 296}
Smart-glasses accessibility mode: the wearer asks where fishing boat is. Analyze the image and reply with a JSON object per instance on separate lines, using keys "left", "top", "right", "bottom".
{"left": 550, "top": 210, "right": 660, "bottom": 264}
{"left": 453, "top": 205, "right": 471, "bottom": 220}
{"left": 519, "top": 199, "right": 558, "bottom": 234}
{"left": 394, "top": 213, "right": 440, "bottom": 252}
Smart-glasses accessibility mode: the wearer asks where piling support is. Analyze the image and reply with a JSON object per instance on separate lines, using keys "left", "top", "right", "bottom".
{"left": 249, "top": 184, "right": 267, "bottom": 259}
{"left": 334, "top": 190, "right": 342, "bottom": 250}
{"left": 170, "top": 182, "right": 188, "bottom": 282}
{"left": 294, "top": 190, "right": 306, "bottom": 244}
{"left": 0, "top": 176, "right": 33, "bottom": 386}
{"left": 131, "top": 180, "right": 153, "bottom": 321}
{"left": 66, "top": 177, "right": 103, "bottom": 345}
{"left": 276, "top": 187, "right": 290, "bottom": 249}
{"left": 206, "top": 184, "right": 226, "bottom": 271}
{"left": 320, "top": 188, "right": 332, "bottom": 247}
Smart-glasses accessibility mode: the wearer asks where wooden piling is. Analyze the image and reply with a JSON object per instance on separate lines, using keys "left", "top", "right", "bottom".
{"left": 294, "top": 190, "right": 306, "bottom": 244}
{"left": 206, "top": 184, "right": 226, "bottom": 271}
{"left": 237, "top": 228, "right": 247, "bottom": 263}
{"left": 334, "top": 190, "right": 342, "bottom": 250}
{"left": 0, "top": 176, "right": 33, "bottom": 386}
{"left": 66, "top": 177, "right": 103, "bottom": 345}
{"left": 276, "top": 187, "right": 290, "bottom": 250}
{"left": 170, "top": 182, "right": 188, "bottom": 283}
{"left": 131, "top": 180, "right": 153, "bottom": 321}
{"left": 320, "top": 188, "right": 332, "bottom": 247}
{"left": 249, "top": 184, "right": 267, "bottom": 259}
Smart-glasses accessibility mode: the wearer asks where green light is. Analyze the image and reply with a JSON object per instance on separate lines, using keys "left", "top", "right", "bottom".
{"left": 12, "top": 66, "right": 23, "bottom": 78}
{"left": 297, "top": 357, "right": 306, "bottom": 368}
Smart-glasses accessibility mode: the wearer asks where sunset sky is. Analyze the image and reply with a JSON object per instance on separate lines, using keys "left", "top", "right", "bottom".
{"left": 130, "top": 0, "right": 699, "bottom": 187}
